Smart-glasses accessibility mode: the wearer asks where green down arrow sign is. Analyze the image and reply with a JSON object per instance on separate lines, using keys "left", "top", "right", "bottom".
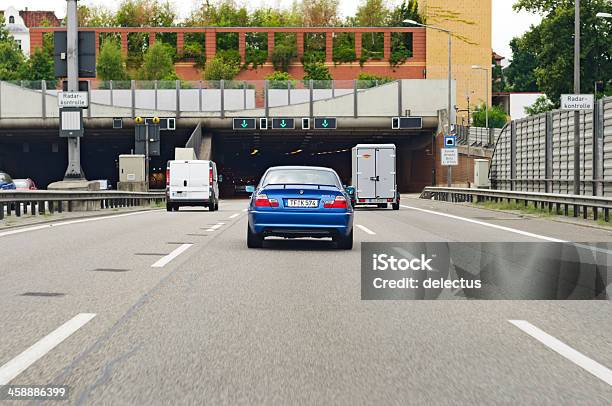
{"left": 321, "top": 119, "right": 329, "bottom": 128}
{"left": 241, "top": 120, "right": 248, "bottom": 128}
{"left": 280, "top": 119, "right": 287, "bottom": 128}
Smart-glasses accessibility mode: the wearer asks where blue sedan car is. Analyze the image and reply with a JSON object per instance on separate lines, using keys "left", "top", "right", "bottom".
{"left": 247, "top": 166, "right": 354, "bottom": 249}
{"left": 0, "top": 172, "right": 16, "bottom": 190}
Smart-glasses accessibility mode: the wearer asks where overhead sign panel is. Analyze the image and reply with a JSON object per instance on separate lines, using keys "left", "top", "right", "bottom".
{"left": 271, "top": 118, "right": 295, "bottom": 130}
{"left": 233, "top": 118, "right": 257, "bottom": 130}
{"left": 441, "top": 148, "right": 458, "bottom": 166}
{"left": 392, "top": 117, "right": 423, "bottom": 129}
{"left": 314, "top": 117, "right": 337, "bottom": 129}
{"left": 561, "top": 94, "right": 594, "bottom": 111}
{"left": 58, "top": 91, "right": 89, "bottom": 108}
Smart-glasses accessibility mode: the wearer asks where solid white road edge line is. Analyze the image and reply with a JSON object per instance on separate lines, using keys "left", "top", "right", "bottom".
{"left": 509, "top": 320, "right": 612, "bottom": 386}
{"left": 229, "top": 213, "right": 240, "bottom": 219}
{"left": 0, "top": 313, "right": 96, "bottom": 385}
{"left": 0, "top": 210, "right": 156, "bottom": 238}
{"left": 151, "top": 244, "right": 193, "bottom": 268}
{"left": 356, "top": 224, "right": 376, "bottom": 235}
{"left": 400, "top": 204, "right": 564, "bottom": 242}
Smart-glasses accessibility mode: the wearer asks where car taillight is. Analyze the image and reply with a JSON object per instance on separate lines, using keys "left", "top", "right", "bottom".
{"left": 166, "top": 168, "right": 170, "bottom": 186}
{"left": 209, "top": 167, "right": 213, "bottom": 185}
{"left": 387, "top": 198, "right": 393, "bottom": 202}
{"left": 324, "top": 195, "right": 348, "bottom": 209}
{"left": 359, "top": 199, "right": 365, "bottom": 203}
{"left": 254, "top": 194, "right": 279, "bottom": 207}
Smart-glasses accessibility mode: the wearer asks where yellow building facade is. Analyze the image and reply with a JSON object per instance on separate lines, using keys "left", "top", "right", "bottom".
{"left": 419, "top": 0, "right": 492, "bottom": 122}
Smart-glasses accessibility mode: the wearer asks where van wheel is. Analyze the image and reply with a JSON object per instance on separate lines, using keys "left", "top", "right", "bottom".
{"left": 215, "top": 200, "right": 219, "bottom": 211}
{"left": 247, "top": 226, "right": 264, "bottom": 248}
{"left": 166, "top": 203, "right": 172, "bottom": 212}
{"left": 392, "top": 202, "right": 400, "bottom": 210}
{"left": 335, "top": 229, "right": 353, "bottom": 250}
{"left": 208, "top": 202, "right": 215, "bottom": 212}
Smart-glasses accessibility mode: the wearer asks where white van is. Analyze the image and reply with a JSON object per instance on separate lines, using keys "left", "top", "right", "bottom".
{"left": 166, "top": 160, "right": 219, "bottom": 212}
{"left": 351, "top": 144, "right": 399, "bottom": 210}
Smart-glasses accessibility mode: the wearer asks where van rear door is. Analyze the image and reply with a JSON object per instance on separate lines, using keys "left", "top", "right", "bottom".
{"left": 187, "top": 161, "right": 210, "bottom": 200}
{"left": 376, "top": 147, "right": 396, "bottom": 199}
{"left": 356, "top": 147, "right": 376, "bottom": 199}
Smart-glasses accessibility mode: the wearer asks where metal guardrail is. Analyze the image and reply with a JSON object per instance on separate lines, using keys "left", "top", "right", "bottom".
{"left": 420, "top": 186, "right": 612, "bottom": 222}
{"left": 0, "top": 190, "right": 165, "bottom": 220}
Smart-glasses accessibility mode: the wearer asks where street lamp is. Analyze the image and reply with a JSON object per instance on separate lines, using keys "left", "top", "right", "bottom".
{"left": 404, "top": 19, "right": 453, "bottom": 187}
{"left": 471, "top": 65, "right": 490, "bottom": 130}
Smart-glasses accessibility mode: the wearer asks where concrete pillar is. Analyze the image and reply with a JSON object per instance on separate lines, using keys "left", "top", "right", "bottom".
{"left": 120, "top": 32, "right": 128, "bottom": 56}
{"left": 205, "top": 30, "right": 216, "bottom": 61}
{"left": 267, "top": 31, "right": 275, "bottom": 61}
{"left": 238, "top": 32, "right": 246, "bottom": 63}
{"left": 296, "top": 32, "right": 304, "bottom": 60}
{"left": 177, "top": 32, "right": 184, "bottom": 56}
{"left": 355, "top": 32, "right": 362, "bottom": 59}
{"left": 325, "top": 31, "right": 333, "bottom": 62}
{"left": 149, "top": 32, "right": 156, "bottom": 48}
{"left": 383, "top": 31, "right": 391, "bottom": 61}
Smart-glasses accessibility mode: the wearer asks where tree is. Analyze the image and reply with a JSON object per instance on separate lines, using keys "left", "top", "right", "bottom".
{"left": 355, "top": 0, "right": 389, "bottom": 27}
{"left": 266, "top": 71, "right": 296, "bottom": 88}
{"left": 78, "top": 4, "right": 116, "bottom": 27}
{"left": 387, "top": 0, "right": 422, "bottom": 26}
{"left": 139, "top": 41, "right": 175, "bottom": 80}
{"left": 303, "top": 61, "right": 332, "bottom": 87}
{"left": 512, "top": 0, "right": 612, "bottom": 104}
{"left": 0, "top": 17, "right": 25, "bottom": 80}
{"left": 492, "top": 58, "right": 508, "bottom": 93}
{"left": 19, "top": 48, "right": 55, "bottom": 82}
{"left": 504, "top": 37, "right": 539, "bottom": 92}
{"left": 301, "top": 0, "right": 340, "bottom": 27}
{"left": 271, "top": 44, "right": 295, "bottom": 72}
{"left": 203, "top": 56, "right": 240, "bottom": 80}
{"left": 524, "top": 95, "right": 555, "bottom": 116}
{"left": 472, "top": 104, "right": 508, "bottom": 128}
{"left": 97, "top": 40, "right": 128, "bottom": 81}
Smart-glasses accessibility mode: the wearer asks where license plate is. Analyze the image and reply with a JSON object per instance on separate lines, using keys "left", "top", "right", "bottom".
{"left": 286, "top": 199, "right": 318, "bottom": 208}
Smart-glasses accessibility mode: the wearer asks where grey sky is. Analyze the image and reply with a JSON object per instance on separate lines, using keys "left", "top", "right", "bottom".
{"left": 5, "top": 0, "right": 542, "bottom": 60}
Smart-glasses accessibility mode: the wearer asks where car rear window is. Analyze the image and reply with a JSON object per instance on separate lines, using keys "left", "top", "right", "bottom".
{"left": 0, "top": 173, "right": 12, "bottom": 183}
{"left": 262, "top": 169, "right": 340, "bottom": 187}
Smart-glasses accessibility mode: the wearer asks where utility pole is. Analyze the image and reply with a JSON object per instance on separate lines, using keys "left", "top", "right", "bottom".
{"left": 64, "top": 0, "right": 84, "bottom": 179}
{"left": 447, "top": 31, "right": 452, "bottom": 187}
{"left": 573, "top": 0, "right": 581, "bottom": 195}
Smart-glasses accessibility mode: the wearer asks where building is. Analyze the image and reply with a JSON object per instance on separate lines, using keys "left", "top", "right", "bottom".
{"left": 2, "top": 6, "right": 30, "bottom": 56}
{"left": 2, "top": 6, "right": 61, "bottom": 57}
{"left": 420, "top": 0, "right": 492, "bottom": 121}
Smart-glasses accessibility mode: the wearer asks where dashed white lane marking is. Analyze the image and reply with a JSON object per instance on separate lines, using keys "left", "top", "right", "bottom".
{"left": 400, "top": 204, "right": 564, "bottom": 242}
{"left": 0, "top": 210, "right": 157, "bottom": 238}
{"left": 151, "top": 244, "right": 193, "bottom": 268}
{"left": 228, "top": 213, "right": 240, "bottom": 219}
{"left": 0, "top": 313, "right": 96, "bottom": 385}
{"left": 205, "top": 222, "right": 225, "bottom": 232}
{"left": 356, "top": 224, "right": 376, "bottom": 235}
{"left": 509, "top": 320, "right": 612, "bottom": 386}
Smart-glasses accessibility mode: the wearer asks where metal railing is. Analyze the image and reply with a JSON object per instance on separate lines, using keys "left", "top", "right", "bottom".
{"left": 420, "top": 186, "right": 612, "bottom": 222}
{"left": 0, "top": 190, "right": 165, "bottom": 220}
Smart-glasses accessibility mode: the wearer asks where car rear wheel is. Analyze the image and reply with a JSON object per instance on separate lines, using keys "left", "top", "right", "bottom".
{"left": 392, "top": 202, "right": 400, "bottom": 210}
{"left": 335, "top": 229, "right": 353, "bottom": 250}
{"left": 247, "top": 226, "right": 264, "bottom": 248}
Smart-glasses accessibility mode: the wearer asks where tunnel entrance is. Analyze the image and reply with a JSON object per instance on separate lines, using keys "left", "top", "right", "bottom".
{"left": 0, "top": 127, "right": 191, "bottom": 189}
{"left": 211, "top": 130, "right": 434, "bottom": 198}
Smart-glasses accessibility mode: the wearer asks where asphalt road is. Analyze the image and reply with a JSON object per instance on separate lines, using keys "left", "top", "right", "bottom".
{"left": 1, "top": 196, "right": 611, "bottom": 405}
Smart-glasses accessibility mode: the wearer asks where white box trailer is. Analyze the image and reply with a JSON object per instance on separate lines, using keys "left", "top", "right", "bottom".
{"left": 166, "top": 160, "right": 219, "bottom": 212}
{"left": 351, "top": 144, "right": 399, "bottom": 210}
